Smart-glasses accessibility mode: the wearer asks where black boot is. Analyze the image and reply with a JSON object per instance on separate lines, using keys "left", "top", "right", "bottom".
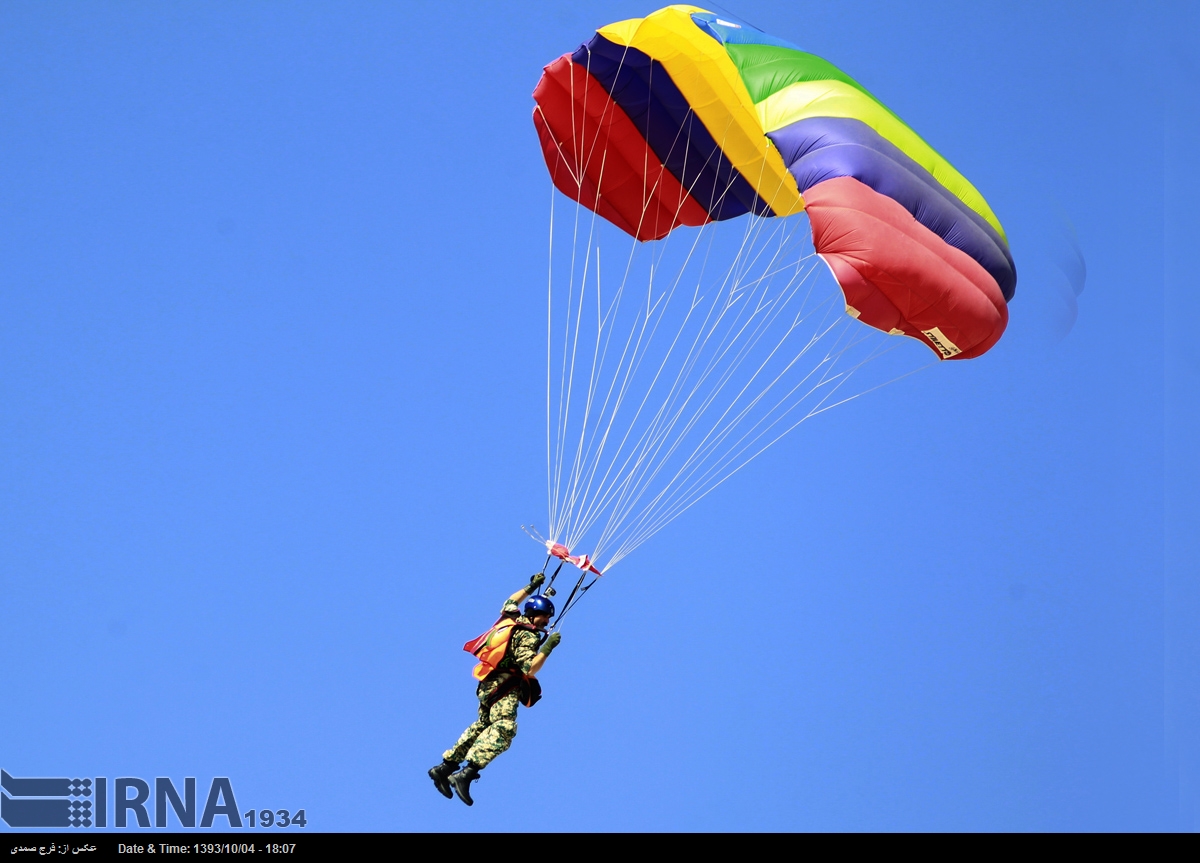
{"left": 448, "top": 762, "right": 481, "bottom": 806}
{"left": 428, "top": 760, "right": 458, "bottom": 799}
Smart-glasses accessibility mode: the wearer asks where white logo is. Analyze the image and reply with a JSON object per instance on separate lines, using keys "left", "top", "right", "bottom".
{"left": 921, "top": 327, "right": 963, "bottom": 358}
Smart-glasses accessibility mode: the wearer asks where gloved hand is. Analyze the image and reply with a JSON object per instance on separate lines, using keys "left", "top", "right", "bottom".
{"left": 539, "top": 631, "right": 562, "bottom": 656}
{"left": 526, "top": 573, "right": 546, "bottom": 593}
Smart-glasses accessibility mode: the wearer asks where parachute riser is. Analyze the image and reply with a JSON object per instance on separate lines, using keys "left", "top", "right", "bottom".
{"left": 544, "top": 559, "right": 564, "bottom": 598}
{"left": 553, "top": 574, "right": 599, "bottom": 630}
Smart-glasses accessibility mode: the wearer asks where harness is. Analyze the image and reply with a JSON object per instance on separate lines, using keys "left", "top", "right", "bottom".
{"left": 482, "top": 669, "right": 543, "bottom": 709}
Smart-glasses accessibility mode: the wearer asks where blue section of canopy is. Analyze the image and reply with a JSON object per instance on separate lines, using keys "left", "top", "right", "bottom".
{"left": 689, "top": 11, "right": 802, "bottom": 51}
{"left": 770, "top": 117, "right": 1016, "bottom": 300}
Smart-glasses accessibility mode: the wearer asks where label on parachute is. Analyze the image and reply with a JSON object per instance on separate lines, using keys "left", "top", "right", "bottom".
{"left": 921, "top": 327, "right": 963, "bottom": 359}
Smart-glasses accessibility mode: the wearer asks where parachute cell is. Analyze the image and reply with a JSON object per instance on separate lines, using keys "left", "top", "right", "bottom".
{"left": 532, "top": 4, "right": 1014, "bottom": 360}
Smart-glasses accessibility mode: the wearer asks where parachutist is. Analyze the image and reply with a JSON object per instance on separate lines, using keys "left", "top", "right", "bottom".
{"left": 430, "top": 574, "right": 562, "bottom": 806}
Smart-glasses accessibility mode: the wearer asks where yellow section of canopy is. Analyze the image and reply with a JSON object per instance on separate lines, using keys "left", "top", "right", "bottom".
{"left": 598, "top": 6, "right": 806, "bottom": 218}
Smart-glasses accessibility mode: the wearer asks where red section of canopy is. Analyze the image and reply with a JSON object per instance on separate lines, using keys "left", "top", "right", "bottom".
{"left": 532, "top": 54, "right": 711, "bottom": 242}
{"left": 804, "top": 176, "right": 1008, "bottom": 360}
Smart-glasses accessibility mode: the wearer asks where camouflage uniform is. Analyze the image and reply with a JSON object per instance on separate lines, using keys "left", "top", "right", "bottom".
{"left": 443, "top": 599, "right": 544, "bottom": 768}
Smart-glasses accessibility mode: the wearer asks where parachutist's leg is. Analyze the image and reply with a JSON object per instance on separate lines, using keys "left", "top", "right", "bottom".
{"left": 450, "top": 696, "right": 515, "bottom": 806}
{"left": 441, "top": 720, "right": 483, "bottom": 766}
{"left": 441, "top": 687, "right": 492, "bottom": 764}
{"left": 463, "top": 690, "right": 519, "bottom": 768}
{"left": 448, "top": 684, "right": 515, "bottom": 806}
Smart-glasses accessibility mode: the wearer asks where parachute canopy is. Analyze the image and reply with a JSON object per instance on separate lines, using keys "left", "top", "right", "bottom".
{"left": 533, "top": 5, "right": 1014, "bottom": 360}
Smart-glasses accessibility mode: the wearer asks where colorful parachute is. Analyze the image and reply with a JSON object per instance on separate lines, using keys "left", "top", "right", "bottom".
{"left": 533, "top": 5, "right": 1014, "bottom": 360}
{"left": 528, "top": 6, "right": 1018, "bottom": 583}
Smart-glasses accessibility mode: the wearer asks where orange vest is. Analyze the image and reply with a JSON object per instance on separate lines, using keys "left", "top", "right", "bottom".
{"left": 462, "top": 618, "right": 536, "bottom": 681}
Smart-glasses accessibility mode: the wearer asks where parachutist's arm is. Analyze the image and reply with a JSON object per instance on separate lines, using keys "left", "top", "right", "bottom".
{"left": 525, "top": 632, "right": 561, "bottom": 678}
{"left": 506, "top": 573, "right": 546, "bottom": 606}
{"left": 507, "top": 586, "right": 532, "bottom": 605}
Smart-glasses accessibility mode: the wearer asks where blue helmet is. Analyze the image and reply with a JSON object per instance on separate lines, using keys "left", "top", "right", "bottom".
{"left": 523, "top": 595, "right": 555, "bottom": 618}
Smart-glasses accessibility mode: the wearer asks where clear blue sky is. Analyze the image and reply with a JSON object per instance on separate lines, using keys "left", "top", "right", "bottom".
{"left": 2, "top": 1, "right": 1197, "bottom": 832}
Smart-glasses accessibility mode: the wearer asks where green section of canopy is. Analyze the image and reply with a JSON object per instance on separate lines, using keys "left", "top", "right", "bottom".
{"left": 724, "top": 44, "right": 864, "bottom": 103}
{"left": 724, "top": 44, "right": 906, "bottom": 127}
